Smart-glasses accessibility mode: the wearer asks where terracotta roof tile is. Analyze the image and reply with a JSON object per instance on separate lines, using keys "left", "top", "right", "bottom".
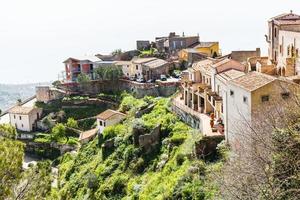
{"left": 96, "top": 109, "right": 126, "bottom": 120}
{"left": 229, "top": 71, "right": 276, "bottom": 92}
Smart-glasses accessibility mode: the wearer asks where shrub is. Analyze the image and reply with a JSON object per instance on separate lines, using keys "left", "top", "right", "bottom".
{"left": 176, "top": 153, "right": 186, "bottom": 166}
{"left": 51, "top": 123, "right": 66, "bottom": 142}
{"left": 102, "top": 124, "right": 126, "bottom": 141}
{"left": 66, "top": 118, "right": 78, "bottom": 129}
{"left": 132, "top": 158, "right": 145, "bottom": 174}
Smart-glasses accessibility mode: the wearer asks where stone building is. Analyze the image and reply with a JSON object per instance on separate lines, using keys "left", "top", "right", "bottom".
{"left": 36, "top": 86, "right": 66, "bottom": 103}
{"left": 115, "top": 57, "right": 171, "bottom": 81}
{"left": 155, "top": 32, "right": 199, "bottom": 55}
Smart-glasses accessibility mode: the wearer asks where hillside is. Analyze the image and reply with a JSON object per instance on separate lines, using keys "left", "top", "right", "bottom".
{"left": 56, "top": 95, "right": 223, "bottom": 199}
{"left": 0, "top": 83, "right": 48, "bottom": 111}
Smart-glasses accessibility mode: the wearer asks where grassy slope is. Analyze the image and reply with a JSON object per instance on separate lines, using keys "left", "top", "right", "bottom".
{"left": 57, "top": 96, "right": 222, "bottom": 199}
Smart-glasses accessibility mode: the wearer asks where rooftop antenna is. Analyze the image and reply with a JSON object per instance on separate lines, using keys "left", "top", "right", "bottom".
{"left": 182, "top": 32, "right": 185, "bottom": 37}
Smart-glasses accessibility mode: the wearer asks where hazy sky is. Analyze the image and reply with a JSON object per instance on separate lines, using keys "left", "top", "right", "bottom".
{"left": 0, "top": 0, "right": 299, "bottom": 84}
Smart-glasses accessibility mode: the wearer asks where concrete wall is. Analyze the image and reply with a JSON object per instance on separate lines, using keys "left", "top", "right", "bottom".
{"left": 226, "top": 83, "right": 251, "bottom": 147}
{"left": 171, "top": 103, "right": 202, "bottom": 130}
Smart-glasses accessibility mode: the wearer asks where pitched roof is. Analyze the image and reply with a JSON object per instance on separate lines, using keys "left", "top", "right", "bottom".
{"left": 217, "top": 69, "right": 245, "bottom": 82}
{"left": 191, "top": 58, "right": 217, "bottom": 73}
{"left": 132, "top": 57, "right": 157, "bottom": 64}
{"left": 79, "top": 128, "right": 98, "bottom": 141}
{"left": 9, "top": 106, "right": 39, "bottom": 115}
{"left": 96, "top": 109, "right": 126, "bottom": 120}
{"left": 194, "top": 42, "right": 218, "bottom": 48}
{"left": 63, "top": 55, "right": 100, "bottom": 63}
{"left": 270, "top": 12, "right": 300, "bottom": 25}
{"left": 212, "top": 59, "right": 245, "bottom": 73}
{"left": 229, "top": 71, "right": 277, "bottom": 92}
{"left": 143, "top": 58, "right": 168, "bottom": 69}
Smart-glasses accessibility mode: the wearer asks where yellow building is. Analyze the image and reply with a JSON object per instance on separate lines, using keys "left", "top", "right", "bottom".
{"left": 194, "top": 42, "right": 220, "bottom": 57}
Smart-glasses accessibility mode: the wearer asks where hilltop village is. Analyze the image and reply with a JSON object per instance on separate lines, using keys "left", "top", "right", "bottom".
{"left": 1, "top": 11, "right": 300, "bottom": 199}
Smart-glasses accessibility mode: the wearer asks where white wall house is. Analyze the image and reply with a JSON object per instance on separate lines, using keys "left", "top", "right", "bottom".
{"left": 9, "top": 106, "right": 43, "bottom": 132}
{"left": 226, "top": 71, "right": 297, "bottom": 148}
{"left": 96, "top": 109, "right": 126, "bottom": 134}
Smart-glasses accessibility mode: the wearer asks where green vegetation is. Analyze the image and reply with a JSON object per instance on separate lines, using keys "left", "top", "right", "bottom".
{"left": 0, "top": 126, "right": 24, "bottom": 198}
{"left": 57, "top": 95, "right": 222, "bottom": 199}
{"left": 77, "top": 73, "right": 91, "bottom": 86}
{"left": 95, "top": 65, "right": 123, "bottom": 82}
{"left": 0, "top": 124, "right": 53, "bottom": 199}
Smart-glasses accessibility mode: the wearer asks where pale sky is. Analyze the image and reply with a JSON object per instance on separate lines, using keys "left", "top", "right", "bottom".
{"left": 0, "top": 0, "right": 299, "bottom": 84}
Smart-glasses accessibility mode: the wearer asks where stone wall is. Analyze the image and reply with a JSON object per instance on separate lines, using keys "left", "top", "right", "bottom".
{"left": 60, "top": 79, "right": 179, "bottom": 98}
{"left": 231, "top": 48, "right": 261, "bottom": 63}
{"left": 135, "top": 103, "right": 155, "bottom": 118}
{"left": 138, "top": 124, "right": 161, "bottom": 153}
{"left": 23, "top": 141, "right": 77, "bottom": 159}
{"left": 194, "top": 135, "right": 224, "bottom": 159}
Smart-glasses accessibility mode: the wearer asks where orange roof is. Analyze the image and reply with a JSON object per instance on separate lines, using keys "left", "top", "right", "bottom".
{"left": 96, "top": 109, "right": 126, "bottom": 120}
{"left": 79, "top": 128, "right": 97, "bottom": 141}
{"left": 213, "top": 59, "right": 245, "bottom": 74}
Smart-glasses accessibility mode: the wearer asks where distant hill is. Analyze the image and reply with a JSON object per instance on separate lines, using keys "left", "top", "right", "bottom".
{"left": 0, "top": 83, "right": 50, "bottom": 111}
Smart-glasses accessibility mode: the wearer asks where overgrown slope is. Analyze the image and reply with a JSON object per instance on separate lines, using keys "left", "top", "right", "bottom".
{"left": 57, "top": 95, "right": 222, "bottom": 199}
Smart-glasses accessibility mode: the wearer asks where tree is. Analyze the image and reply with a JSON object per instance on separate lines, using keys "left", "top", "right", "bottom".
{"left": 94, "top": 67, "right": 106, "bottom": 81}
{"left": 66, "top": 118, "right": 78, "bottom": 129}
{"left": 14, "top": 161, "right": 52, "bottom": 200}
{"left": 104, "top": 66, "right": 123, "bottom": 82}
{"left": 51, "top": 123, "right": 66, "bottom": 142}
{"left": 217, "top": 94, "right": 300, "bottom": 200}
{"left": 52, "top": 80, "right": 61, "bottom": 87}
{"left": 0, "top": 124, "right": 17, "bottom": 139}
{"left": 77, "top": 73, "right": 90, "bottom": 87}
{"left": 111, "top": 49, "right": 123, "bottom": 56}
{"left": 0, "top": 125, "right": 24, "bottom": 199}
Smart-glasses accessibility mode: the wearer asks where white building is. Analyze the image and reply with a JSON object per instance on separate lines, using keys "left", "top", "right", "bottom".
{"left": 226, "top": 71, "right": 297, "bottom": 148}
{"left": 96, "top": 109, "right": 126, "bottom": 134}
{"left": 9, "top": 106, "right": 43, "bottom": 132}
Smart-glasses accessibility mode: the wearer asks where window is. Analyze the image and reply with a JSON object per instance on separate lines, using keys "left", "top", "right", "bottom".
{"left": 243, "top": 96, "right": 248, "bottom": 104}
{"left": 127, "top": 73, "right": 129, "bottom": 76}
{"left": 21, "top": 124, "right": 24, "bottom": 128}
{"left": 103, "top": 122, "right": 106, "bottom": 127}
{"left": 279, "top": 45, "right": 282, "bottom": 54}
{"left": 19, "top": 116, "right": 22, "bottom": 120}
{"left": 274, "top": 27, "right": 277, "bottom": 38}
{"left": 136, "top": 65, "right": 138, "bottom": 70}
{"left": 261, "top": 95, "right": 269, "bottom": 102}
{"left": 127, "top": 65, "right": 129, "bottom": 68}
{"left": 230, "top": 90, "right": 234, "bottom": 96}
{"left": 287, "top": 46, "right": 290, "bottom": 56}
{"left": 14, "top": 115, "right": 16, "bottom": 119}
{"left": 281, "top": 92, "right": 290, "bottom": 99}
{"left": 100, "top": 121, "right": 103, "bottom": 126}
